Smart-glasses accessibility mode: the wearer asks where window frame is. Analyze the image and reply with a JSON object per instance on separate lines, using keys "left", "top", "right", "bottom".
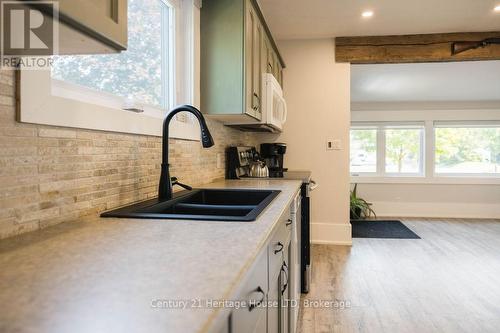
{"left": 18, "top": 0, "right": 202, "bottom": 141}
{"left": 383, "top": 124, "right": 425, "bottom": 176}
{"left": 349, "top": 126, "right": 378, "bottom": 176}
{"left": 51, "top": 0, "right": 176, "bottom": 117}
{"left": 351, "top": 120, "right": 500, "bottom": 184}
{"left": 350, "top": 122, "right": 425, "bottom": 178}
{"left": 433, "top": 121, "right": 500, "bottom": 178}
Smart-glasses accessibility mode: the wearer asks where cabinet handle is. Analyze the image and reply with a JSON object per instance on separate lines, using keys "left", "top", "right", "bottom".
{"left": 281, "top": 262, "right": 289, "bottom": 295}
{"left": 252, "top": 93, "right": 260, "bottom": 112}
{"left": 286, "top": 219, "right": 292, "bottom": 226}
{"left": 268, "top": 63, "right": 273, "bottom": 72}
{"left": 274, "top": 242, "right": 284, "bottom": 254}
{"left": 249, "top": 286, "right": 265, "bottom": 312}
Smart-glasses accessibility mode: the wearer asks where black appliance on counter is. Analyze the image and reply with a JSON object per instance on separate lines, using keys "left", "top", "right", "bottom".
{"left": 260, "top": 143, "right": 287, "bottom": 178}
{"left": 226, "top": 145, "right": 315, "bottom": 293}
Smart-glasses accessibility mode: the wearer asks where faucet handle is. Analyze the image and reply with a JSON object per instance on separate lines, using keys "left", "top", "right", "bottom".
{"left": 171, "top": 177, "right": 193, "bottom": 191}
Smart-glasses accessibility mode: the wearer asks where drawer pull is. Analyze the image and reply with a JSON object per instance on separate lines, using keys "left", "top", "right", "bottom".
{"left": 249, "top": 286, "right": 265, "bottom": 312}
{"left": 274, "top": 242, "right": 284, "bottom": 254}
{"left": 286, "top": 219, "right": 292, "bottom": 226}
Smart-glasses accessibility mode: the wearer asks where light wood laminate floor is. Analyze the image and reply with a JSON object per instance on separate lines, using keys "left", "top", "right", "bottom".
{"left": 297, "top": 218, "right": 500, "bottom": 333}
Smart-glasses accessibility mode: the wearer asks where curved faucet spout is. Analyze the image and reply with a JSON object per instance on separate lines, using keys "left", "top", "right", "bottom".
{"left": 158, "top": 105, "right": 214, "bottom": 201}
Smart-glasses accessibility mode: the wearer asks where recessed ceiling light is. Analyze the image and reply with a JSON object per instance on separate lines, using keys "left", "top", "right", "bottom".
{"left": 494, "top": 5, "right": 500, "bottom": 12}
{"left": 362, "top": 11, "right": 374, "bottom": 18}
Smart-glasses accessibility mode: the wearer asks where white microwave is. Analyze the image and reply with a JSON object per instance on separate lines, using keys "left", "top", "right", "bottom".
{"left": 225, "top": 73, "right": 287, "bottom": 133}
{"left": 261, "top": 73, "right": 287, "bottom": 132}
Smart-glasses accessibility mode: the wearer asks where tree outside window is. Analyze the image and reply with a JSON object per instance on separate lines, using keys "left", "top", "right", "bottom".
{"left": 350, "top": 129, "right": 377, "bottom": 173}
{"left": 435, "top": 127, "right": 500, "bottom": 174}
{"left": 51, "top": 0, "right": 170, "bottom": 109}
{"left": 385, "top": 128, "right": 422, "bottom": 173}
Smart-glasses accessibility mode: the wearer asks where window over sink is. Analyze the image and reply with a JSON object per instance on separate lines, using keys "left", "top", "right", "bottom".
{"left": 51, "top": 0, "right": 173, "bottom": 111}
{"left": 18, "top": 0, "right": 202, "bottom": 140}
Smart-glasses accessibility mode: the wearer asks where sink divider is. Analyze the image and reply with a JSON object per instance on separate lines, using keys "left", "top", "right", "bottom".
{"left": 174, "top": 203, "right": 258, "bottom": 210}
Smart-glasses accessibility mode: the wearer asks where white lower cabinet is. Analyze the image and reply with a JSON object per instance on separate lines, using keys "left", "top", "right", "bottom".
{"left": 216, "top": 192, "right": 300, "bottom": 333}
{"left": 279, "top": 240, "right": 291, "bottom": 333}
{"left": 231, "top": 247, "right": 268, "bottom": 333}
{"left": 268, "top": 280, "right": 280, "bottom": 333}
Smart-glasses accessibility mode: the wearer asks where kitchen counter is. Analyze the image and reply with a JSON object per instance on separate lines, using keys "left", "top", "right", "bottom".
{"left": 283, "top": 170, "right": 312, "bottom": 183}
{"left": 0, "top": 179, "right": 302, "bottom": 333}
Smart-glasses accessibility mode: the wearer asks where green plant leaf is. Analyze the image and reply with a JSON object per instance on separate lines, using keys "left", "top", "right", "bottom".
{"left": 349, "top": 183, "right": 376, "bottom": 219}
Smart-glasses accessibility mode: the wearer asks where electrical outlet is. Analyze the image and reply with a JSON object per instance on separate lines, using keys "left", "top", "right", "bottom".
{"left": 216, "top": 153, "right": 223, "bottom": 169}
{"left": 326, "top": 139, "right": 342, "bottom": 150}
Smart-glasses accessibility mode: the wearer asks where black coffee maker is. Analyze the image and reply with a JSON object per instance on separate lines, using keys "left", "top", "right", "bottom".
{"left": 260, "top": 143, "right": 287, "bottom": 178}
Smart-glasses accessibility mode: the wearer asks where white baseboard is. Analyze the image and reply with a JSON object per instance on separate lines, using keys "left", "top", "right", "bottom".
{"left": 372, "top": 202, "right": 500, "bottom": 219}
{"left": 310, "top": 222, "right": 352, "bottom": 245}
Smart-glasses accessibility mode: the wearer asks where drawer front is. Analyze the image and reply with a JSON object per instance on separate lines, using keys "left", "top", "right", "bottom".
{"left": 232, "top": 246, "right": 268, "bottom": 333}
{"left": 269, "top": 210, "right": 291, "bottom": 282}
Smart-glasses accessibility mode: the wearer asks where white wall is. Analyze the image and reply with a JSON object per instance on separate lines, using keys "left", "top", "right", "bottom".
{"left": 356, "top": 183, "right": 500, "bottom": 219}
{"left": 352, "top": 108, "right": 500, "bottom": 219}
{"left": 262, "top": 39, "right": 352, "bottom": 245}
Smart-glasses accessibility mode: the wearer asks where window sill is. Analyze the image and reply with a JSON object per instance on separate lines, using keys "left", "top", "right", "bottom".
{"left": 351, "top": 176, "right": 500, "bottom": 185}
{"left": 19, "top": 70, "right": 201, "bottom": 141}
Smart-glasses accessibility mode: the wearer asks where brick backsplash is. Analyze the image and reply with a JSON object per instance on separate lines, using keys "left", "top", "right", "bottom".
{"left": 0, "top": 69, "right": 260, "bottom": 239}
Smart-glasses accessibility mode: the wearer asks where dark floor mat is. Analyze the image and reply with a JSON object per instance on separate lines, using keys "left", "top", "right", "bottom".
{"left": 350, "top": 220, "right": 421, "bottom": 239}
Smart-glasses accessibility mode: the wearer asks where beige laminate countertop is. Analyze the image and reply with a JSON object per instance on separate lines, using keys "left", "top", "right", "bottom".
{"left": 0, "top": 179, "right": 302, "bottom": 333}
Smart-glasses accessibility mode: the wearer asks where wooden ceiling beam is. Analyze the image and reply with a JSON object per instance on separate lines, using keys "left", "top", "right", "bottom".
{"left": 335, "top": 31, "right": 500, "bottom": 64}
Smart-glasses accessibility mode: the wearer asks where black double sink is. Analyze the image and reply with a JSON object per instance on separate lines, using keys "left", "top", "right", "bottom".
{"left": 101, "top": 189, "right": 281, "bottom": 221}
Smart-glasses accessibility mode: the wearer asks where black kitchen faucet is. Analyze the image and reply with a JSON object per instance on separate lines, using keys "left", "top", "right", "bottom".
{"left": 158, "top": 105, "right": 214, "bottom": 201}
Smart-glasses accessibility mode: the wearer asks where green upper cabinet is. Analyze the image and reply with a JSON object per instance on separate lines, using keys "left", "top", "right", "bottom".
{"left": 264, "top": 34, "right": 284, "bottom": 88}
{"left": 57, "top": 0, "right": 128, "bottom": 52}
{"left": 245, "top": 3, "right": 263, "bottom": 120}
{"left": 201, "top": 0, "right": 285, "bottom": 123}
{"left": 23, "top": 0, "right": 127, "bottom": 54}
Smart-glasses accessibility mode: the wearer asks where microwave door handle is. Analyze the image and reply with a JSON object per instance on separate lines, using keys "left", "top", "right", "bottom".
{"left": 281, "top": 97, "right": 288, "bottom": 123}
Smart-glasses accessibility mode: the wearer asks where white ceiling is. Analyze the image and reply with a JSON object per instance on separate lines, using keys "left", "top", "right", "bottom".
{"left": 258, "top": 0, "right": 500, "bottom": 40}
{"left": 351, "top": 61, "right": 500, "bottom": 103}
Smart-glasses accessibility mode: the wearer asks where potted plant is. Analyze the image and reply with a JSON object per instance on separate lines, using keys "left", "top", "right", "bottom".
{"left": 350, "top": 184, "right": 376, "bottom": 220}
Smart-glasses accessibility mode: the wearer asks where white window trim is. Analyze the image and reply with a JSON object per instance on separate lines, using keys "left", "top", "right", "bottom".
{"left": 433, "top": 121, "right": 500, "bottom": 178}
{"left": 351, "top": 120, "right": 500, "bottom": 185}
{"left": 18, "top": 0, "right": 202, "bottom": 141}
{"left": 351, "top": 122, "right": 425, "bottom": 178}
{"left": 349, "top": 126, "right": 378, "bottom": 176}
{"left": 351, "top": 176, "right": 500, "bottom": 185}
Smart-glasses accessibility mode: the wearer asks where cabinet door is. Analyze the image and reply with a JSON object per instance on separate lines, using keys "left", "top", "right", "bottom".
{"left": 253, "top": 19, "right": 264, "bottom": 120}
{"left": 270, "top": 245, "right": 292, "bottom": 333}
{"left": 218, "top": 315, "right": 230, "bottom": 333}
{"left": 278, "top": 62, "right": 284, "bottom": 88}
{"left": 245, "top": 2, "right": 262, "bottom": 120}
{"left": 58, "top": 0, "right": 127, "bottom": 50}
{"left": 270, "top": 51, "right": 278, "bottom": 81}
{"left": 232, "top": 247, "right": 268, "bottom": 333}
{"left": 265, "top": 45, "right": 283, "bottom": 87}
{"left": 279, "top": 242, "right": 291, "bottom": 333}
{"left": 264, "top": 37, "right": 273, "bottom": 74}
{"left": 268, "top": 277, "right": 280, "bottom": 333}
